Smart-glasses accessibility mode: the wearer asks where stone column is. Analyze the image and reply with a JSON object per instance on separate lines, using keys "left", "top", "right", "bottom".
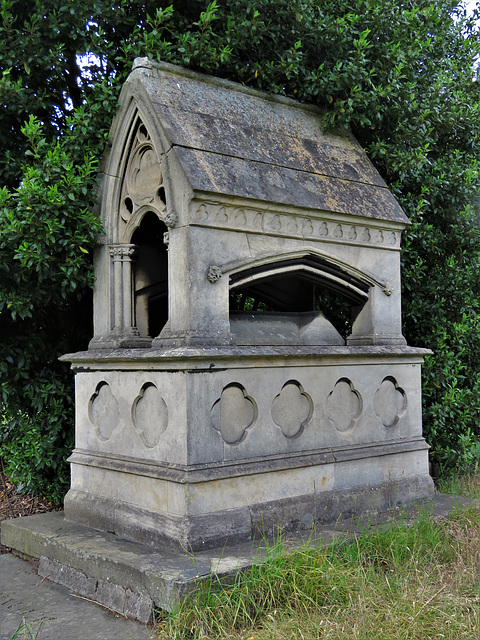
{"left": 109, "top": 244, "right": 142, "bottom": 341}
{"left": 110, "top": 245, "right": 125, "bottom": 331}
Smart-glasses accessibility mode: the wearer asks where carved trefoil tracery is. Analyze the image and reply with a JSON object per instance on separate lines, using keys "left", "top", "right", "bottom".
{"left": 119, "top": 117, "right": 166, "bottom": 232}
{"left": 103, "top": 114, "right": 170, "bottom": 345}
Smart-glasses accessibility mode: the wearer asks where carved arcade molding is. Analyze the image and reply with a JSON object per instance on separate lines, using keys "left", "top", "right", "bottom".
{"left": 192, "top": 203, "right": 400, "bottom": 249}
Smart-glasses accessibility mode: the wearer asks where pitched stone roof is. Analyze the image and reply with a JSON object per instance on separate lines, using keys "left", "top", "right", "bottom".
{"left": 125, "top": 58, "right": 408, "bottom": 224}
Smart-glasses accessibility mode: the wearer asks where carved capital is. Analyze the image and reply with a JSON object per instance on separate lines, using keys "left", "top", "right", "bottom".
{"left": 109, "top": 244, "right": 137, "bottom": 259}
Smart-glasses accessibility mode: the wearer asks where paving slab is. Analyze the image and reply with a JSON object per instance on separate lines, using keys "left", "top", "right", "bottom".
{"left": 0, "top": 553, "right": 152, "bottom": 640}
{"left": 1, "top": 492, "right": 478, "bottom": 633}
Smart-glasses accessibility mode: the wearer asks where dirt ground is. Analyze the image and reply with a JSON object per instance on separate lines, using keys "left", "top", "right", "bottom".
{"left": 0, "top": 459, "right": 59, "bottom": 554}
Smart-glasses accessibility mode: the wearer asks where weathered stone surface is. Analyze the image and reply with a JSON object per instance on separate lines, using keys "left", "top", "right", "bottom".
{"left": 230, "top": 310, "right": 345, "bottom": 346}
{"left": 37, "top": 557, "right": 155, "bottom": 624}
{"left": 174, "top": 146, "right": 406, "bottom": 221}
{"left": 131, "top": 58, "right": 406, "bottom": 223}
{"left": 87, "top": 58, "right": 410, "bottom": 349}
{"left": 14, "top": 61, "right": 432, "bottom": 579}
{"left": 57, "top": 338, "right": 433, "bottom": 551}
{"left": 2, "top": 495, "right": 478, "bottom": 627}
{"left": 0, "top": 553, "right": 151, "bottom": 639}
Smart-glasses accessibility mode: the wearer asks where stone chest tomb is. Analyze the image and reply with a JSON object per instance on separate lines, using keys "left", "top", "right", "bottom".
{"left": 61, "top": 58, "right": 434, "bottom": 550}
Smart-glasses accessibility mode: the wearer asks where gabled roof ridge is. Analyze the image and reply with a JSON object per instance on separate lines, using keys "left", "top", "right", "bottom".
{"left": 132, "top": 57, "right": 328, "bottom": 117}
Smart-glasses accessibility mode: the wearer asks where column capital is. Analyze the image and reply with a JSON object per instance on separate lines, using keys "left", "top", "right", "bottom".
{"left": 109, "top": 244, "right": 137, "bottom": 259}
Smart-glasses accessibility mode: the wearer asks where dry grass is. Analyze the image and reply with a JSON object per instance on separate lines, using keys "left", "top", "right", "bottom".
{"left": 438, "top": 469, "right": 480, "bottom": 500}
{"left": 153, "top": 506, "right": 480, "bottom": 640}
{"left": 0, "top": 458, "right": 60, "bottom": 554}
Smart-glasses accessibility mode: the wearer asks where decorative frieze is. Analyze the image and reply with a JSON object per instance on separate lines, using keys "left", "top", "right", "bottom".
{"left": 84, "top": 372, "right": 411, "bottom": 449}
{"left": 192, "top": 203, "right": 400, "bottom": 249}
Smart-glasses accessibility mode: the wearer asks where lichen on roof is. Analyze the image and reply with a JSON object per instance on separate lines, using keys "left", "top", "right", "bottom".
{"left": 126, "top": 58, "right": 408, "bottom": 224}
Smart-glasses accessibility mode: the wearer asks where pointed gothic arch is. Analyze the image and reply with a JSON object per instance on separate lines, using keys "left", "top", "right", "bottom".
{"left": 227, "top": 253, "right": 371, "bottom": 344}
{"left": 111, "top": 108, "right": 168, "bottom": 242}
{"left": 93, "top": 104, "right": 172, "bottom": 346}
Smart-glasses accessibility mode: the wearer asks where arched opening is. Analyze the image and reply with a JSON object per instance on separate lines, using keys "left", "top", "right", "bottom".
{"left": 229, "top": 255, "right": 368, "bottom": 345}
{"left": 131, "top": 212, "right": 168, "bottom": 339}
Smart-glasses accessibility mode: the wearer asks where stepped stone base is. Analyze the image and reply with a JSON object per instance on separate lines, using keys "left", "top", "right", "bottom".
{"left": 62, "top": 345, "right": 434, "bottom": 550}
{"left": 2, "top": 494, "right": 475, "bottom": 623}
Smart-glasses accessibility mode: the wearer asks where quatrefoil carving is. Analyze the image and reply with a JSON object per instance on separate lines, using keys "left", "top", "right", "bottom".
{"left": 326, "top": 378, "right": 362, "bottom": 433}
{"left": 211, "top": 383, "right": 257, "bottom": 445}
{"left": 88, "top": 381, "right": 119, "bottom": 442}
{"left": 373, "top": 377, "right": 407, "bottom": 428}
{"left": 271, "top": 381, "right": 312, "bottom": 438}
{"left": 132, "top": 383, "right": 168, "bottom": 448}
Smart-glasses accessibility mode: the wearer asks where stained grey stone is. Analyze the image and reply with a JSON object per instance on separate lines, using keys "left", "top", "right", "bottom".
{"left": 4, "top": 59, "right": 435, "bottom": 620}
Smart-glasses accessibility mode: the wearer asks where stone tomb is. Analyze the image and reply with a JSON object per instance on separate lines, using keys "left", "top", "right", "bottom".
{"left": 61, "top": 58, "right": 433, "bottom": 550}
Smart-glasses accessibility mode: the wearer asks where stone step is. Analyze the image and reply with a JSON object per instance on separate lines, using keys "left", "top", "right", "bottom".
{"left": 1, "top": 494, "right": 477, "bottom": 623}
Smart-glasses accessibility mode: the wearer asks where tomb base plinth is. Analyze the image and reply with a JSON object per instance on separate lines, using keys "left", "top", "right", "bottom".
{"left": 61, "top": 345, "right": 434, "bottom": 549}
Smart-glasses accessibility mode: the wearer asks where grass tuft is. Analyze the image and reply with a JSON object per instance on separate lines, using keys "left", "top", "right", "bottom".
{"left": 10, "top": 615, "right": 44, "bottom": 640}
{"left": 437, "top": 468, "right": 480, "bottom": 500}
{"left": 154, "top": 497, "right": 480, "bottom": 639}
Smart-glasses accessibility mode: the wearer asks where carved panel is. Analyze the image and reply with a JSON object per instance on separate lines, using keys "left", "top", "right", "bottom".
{"left": 319, "top": 221, "right": 329, "bottom": 236}
{"left": 303, "top": 220, "right": 314, "bottom": 236}
{"left": 326, "top": 378, "right": 362, "bottom": 433}
{"left": 192, "top": 203, "right": 400, "bottom": 248}
{"left": 211, "top": 383, "right": 257, "bottom": 445}
{"left": 271, "top": 381, "right": 313, "bottom": 438}
{"left": 132, "top": 383, "right": 168, "bottom": 448}
{"left": 373, "top": 376, "right": 407, "bottom": 428}
{"left": 88, "top": 382, "right": 119, "bottom": 442}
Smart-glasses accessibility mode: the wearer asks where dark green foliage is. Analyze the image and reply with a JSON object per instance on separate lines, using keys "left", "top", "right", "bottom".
{"left": 2, "top": 0, "right": 480, "bottom": 499}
